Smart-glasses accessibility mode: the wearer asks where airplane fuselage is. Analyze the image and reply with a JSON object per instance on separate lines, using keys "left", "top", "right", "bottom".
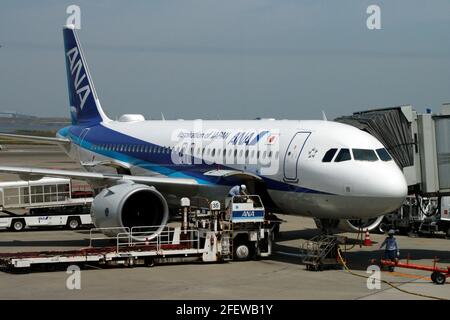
{"left": 57, "top": 118, "right": 407, "bottom": 219}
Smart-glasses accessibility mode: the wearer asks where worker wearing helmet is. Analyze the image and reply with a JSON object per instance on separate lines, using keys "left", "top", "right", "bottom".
{"left": 228, "top": 184, "right": 248, "bottom": 197}
{"left": 380, "top": 229, "right": 400, "bottom": 271}
{"left": 226, "top": 184, "right": 248, "bottom": 208}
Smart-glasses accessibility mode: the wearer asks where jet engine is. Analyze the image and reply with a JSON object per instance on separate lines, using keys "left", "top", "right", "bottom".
{"left": 314, "top": 216, "right": 384, "bottom": 233}
{"left": 91, "top": 182, "right": 169, "bottom": 240}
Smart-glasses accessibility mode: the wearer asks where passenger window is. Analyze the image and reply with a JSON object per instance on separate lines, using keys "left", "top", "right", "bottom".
{"left": 353, "top": 149, "right": 378, "bottom": 161}
{"left": 376, "top": 148, "right": 392, "bottom": 161}
{"left": 334, "top": 149, "right": 351, "bottom": 162}
{"left": 322, "top": 148, "right": 338, "bottom": 162}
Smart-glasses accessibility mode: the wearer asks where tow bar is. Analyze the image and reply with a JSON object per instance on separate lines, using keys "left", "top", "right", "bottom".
{"left": 372, "top": 258, "right": 450, "bottom": 285}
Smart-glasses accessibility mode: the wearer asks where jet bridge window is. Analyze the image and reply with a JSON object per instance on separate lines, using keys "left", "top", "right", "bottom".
{"left": 334, "top": 148, "right": 351, "bottom": 162}
{"left": 352, "top": 149, "right": 378, "bottom": 161}
{"left": 376, "top": 148, "right": 392, "bottom": 161}
{"left": 322, "top": 148, "right": 338, "bottom": 162}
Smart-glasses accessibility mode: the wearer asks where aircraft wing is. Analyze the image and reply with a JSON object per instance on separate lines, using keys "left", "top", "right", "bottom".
{"left": 0, "top": 133, "right": 71, "bottom": 145}
{"left": 0, "top": 166, "right": 199, "bottom": 187}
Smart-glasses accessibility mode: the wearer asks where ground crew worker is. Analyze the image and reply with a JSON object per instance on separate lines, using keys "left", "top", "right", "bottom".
{"left": 228, "top": 184, "right": 248, "bottom": 197}
{"left": 380, "top": 229, "right": 400, "bottom": 271}
{"left": 226, "top": 184, "right": 248, "bottom": 208}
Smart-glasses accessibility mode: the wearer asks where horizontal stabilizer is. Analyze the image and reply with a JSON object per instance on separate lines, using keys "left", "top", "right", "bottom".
{"left": 0, "top": 133, "right": 70, "bottom": 145}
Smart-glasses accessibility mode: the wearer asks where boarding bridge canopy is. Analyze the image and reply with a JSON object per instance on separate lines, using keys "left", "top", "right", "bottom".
{"left": 335, "top": 107, "right": 414, "bottom": 169}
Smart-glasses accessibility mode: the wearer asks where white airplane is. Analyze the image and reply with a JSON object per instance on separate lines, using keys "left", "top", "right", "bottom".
{"left": 0, "top": 25, "right": 407, "bottom": 236}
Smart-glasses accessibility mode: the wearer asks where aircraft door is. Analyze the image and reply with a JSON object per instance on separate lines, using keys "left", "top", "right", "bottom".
{"left": 283, "top": 132, "right": 311, "bottom": 181}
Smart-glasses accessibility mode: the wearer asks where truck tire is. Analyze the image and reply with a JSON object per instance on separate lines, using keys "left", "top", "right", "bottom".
{"left": 11, "top": 219, "right": 25, "bottom": 232}
{"left": 272, "top": 223, "right": 281, "bottom": 239}
{"left": 431, "top": 271, "right": 437, "bottom": 283}
{"left": 144, "top": 258, "right": 155, "bottom": 267}
{"left": 67, "top": 217, "right": 80, "bottom": 230}
{"left": 432, "top": 271, "right": 446, "bottom": 285}
{"left": 233, "top": 241, "right": 255, "bottom": 261}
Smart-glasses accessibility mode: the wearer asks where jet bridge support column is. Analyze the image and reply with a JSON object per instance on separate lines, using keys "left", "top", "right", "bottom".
{"left": 417, "top": 114, "right": 439, "bottom": 194}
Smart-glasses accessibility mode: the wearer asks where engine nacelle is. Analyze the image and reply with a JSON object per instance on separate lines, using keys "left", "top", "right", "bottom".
{"left": 314, "top": 216, "right": 384, "bottom": 233}
{"left": 91, "top": 182, "right": 169, "bottom": 240}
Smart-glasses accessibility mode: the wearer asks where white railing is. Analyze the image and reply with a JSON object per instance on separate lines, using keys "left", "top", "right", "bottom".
{"left": 89, "top": 227, "right": 130, "bottom": 247}
{"left": 130, "top": 225, "right": 171, "bottom": 245}
{"left": 115, "top": 225, "right": 201, "bottom": 253}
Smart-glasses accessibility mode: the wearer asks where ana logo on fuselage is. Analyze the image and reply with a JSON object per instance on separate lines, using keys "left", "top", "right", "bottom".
{"left": 66, "top": 46, "right": 91, "bottom": 111}
{"left": 228, "top": 130, "right": 270, "bottom": 146}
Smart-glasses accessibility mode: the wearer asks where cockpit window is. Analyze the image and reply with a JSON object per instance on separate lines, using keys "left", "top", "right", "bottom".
{"left": 334, "top": 148, "right": 351, "bottom": 162}
{"left": 376, "top": 148, "right": 392, "bottom": 161}
{"left": 352, "top": 149, "right": 378, "bottom": 161}
{"left": 322, "top": 148, "right": 338, "bottom": 162}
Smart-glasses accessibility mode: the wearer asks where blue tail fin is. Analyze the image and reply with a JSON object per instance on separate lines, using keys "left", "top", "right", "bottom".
{"left": 63, "top": 25, "right": 109, "bottom": 125}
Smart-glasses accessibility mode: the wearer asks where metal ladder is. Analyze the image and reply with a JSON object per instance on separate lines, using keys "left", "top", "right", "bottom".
{"left": 220, "top": 218, "right": 234, "bottom": 261}
{"left": 301, "top": 235, "right": 341, "bottom": 271}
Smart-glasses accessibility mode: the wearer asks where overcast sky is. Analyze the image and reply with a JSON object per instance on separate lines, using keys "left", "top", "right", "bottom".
{"left": 0, "top": 0, "right": 449, "bottom": 120}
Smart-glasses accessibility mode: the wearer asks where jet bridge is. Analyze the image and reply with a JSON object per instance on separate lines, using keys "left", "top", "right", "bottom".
{"left": 335, "top": 103, "right": 450, "bottom": 196}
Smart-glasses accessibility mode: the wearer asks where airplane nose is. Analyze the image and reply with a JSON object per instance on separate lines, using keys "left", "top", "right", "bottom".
{"left": 372, "top": 166, "right": 408, "bottom": 213}
{"left": 383, "top": 169, "right": 408, "bottom": 199}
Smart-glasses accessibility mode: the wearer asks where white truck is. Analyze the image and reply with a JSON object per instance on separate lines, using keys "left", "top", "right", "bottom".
{"left": 0, "top": 178, "right": 93, "bottom": 231}
{"left": 0, "top": 207, "right": 93, "bottom": 231}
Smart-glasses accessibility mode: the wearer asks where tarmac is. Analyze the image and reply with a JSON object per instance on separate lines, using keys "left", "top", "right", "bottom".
{"left": 0, "top": 144, "right": 449, "bottom": 300}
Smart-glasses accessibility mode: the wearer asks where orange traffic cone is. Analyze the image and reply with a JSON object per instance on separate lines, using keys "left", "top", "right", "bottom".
{"left": 363, "top": 229, "right": 372, "bottom": 246}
